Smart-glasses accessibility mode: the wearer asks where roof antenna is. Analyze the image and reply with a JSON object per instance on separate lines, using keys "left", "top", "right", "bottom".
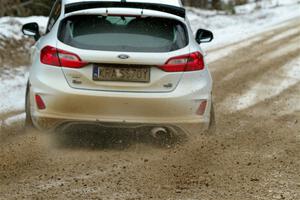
{"left": 121, "top": 0, "right": 126, "bottom": 3}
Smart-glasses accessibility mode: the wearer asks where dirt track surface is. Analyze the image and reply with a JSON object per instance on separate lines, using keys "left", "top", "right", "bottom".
{"left": 1, "top": 19, "right": 300, "bottom": 200}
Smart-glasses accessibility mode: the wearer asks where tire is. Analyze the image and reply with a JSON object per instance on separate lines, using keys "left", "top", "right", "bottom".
{"left": 25, "top": 82, "right": 35, "bottom": 130}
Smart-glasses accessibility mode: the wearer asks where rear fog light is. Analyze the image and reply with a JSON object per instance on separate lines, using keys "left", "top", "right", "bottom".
{"left": 196, "top": 100, "right": 207, "bottom": 115}
{"left": 35, "top": 94, "right": 46, "bottom": 110}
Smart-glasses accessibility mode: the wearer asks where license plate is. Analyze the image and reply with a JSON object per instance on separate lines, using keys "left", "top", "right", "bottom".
{"left": 93, "top": 65, "right": 150, "bottom": 82}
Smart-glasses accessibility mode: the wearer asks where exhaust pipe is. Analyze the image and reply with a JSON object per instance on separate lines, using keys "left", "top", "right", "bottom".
{"left": 150, "top": 127, "right": 171, "bottom": 139}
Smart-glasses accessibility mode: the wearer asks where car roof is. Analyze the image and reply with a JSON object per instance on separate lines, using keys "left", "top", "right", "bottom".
{"left": 63, "top": 0, "right": 183, "bottom": 7}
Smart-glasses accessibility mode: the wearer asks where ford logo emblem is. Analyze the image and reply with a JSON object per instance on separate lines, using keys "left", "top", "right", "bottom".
{"left": 118, "top": 54, "right": 130, "bottom": 59}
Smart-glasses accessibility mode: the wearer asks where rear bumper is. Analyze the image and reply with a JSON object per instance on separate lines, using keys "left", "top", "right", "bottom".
{"left": 29, "top": 66, "right": 212, "bottom": 133}
{"left": 31, "top": 96, "right": 212, "bottom": 134}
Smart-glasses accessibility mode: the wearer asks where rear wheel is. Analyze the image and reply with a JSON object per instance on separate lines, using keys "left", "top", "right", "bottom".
{"left": 25, "top": 82, "right": 35, "bottom": 130}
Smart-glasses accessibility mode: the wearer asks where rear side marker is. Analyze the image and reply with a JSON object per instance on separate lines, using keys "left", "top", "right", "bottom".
{"left": 35, "top": 94, "right": 46, "bottom": 110}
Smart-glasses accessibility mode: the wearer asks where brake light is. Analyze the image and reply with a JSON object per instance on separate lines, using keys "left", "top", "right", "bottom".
{"left": 40, "top": 46, "right": 60, "bottom": 66}
{"left": 40, "top": 46, "right": 88, "bottom": 68}
{"left": 160, "top": 52, "right": 205, "bottom": 72}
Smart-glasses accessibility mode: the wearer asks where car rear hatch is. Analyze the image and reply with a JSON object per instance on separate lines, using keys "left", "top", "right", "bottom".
{"left": 54, "top": 7, "right": 190, "bottom": 93}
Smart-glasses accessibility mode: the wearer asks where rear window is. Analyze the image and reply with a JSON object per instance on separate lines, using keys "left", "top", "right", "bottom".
{"left": 58, "top": 15, "right": 188, "bottom": 52}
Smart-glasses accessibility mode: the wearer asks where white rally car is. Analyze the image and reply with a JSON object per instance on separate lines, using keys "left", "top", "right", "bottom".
{"left": 22, "top": 0, "right": 215, "bottom": 136}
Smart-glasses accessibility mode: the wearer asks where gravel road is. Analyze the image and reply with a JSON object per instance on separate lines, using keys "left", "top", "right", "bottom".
{"left": 0, "top": 18, "right": 300, "bottom": 200}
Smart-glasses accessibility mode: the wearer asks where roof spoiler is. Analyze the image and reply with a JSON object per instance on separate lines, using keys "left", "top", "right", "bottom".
{"left": 65, "top": 1, "right": 186, "bottom": 18}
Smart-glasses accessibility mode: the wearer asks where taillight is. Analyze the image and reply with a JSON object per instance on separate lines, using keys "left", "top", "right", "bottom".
{"left": 160, "top": 52, "right": 205, "bottom": 72}
{"left": 40, "top": 46, "right": 60, "bottom": 66}
{"left": 40, "top": 46, "right": 88, "bottom": 68}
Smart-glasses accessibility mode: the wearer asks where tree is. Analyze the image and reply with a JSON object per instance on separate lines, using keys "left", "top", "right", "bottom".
{"left": 183, "top": 0, "right": 209, "bottom": 9}
{"left": 1, "top": 0, "right": 251, "bottom": 16}
{"left": 0, "top": 0, "right": 53, "bottom": 16}
{"left": 211, "top": 0, "right": 222, "bottom": 10}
